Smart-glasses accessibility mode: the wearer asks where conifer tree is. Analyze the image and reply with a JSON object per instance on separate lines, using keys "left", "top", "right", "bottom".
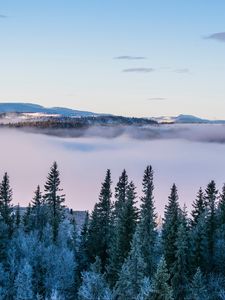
{"left": 189, "top": 213, "right": 208, "bottom": 273}
{"left": 78, "top": 257, "right": 112, "bottom": 300}
{"left": 0, "top": 172, "right": 13, "bottom": 236}
{"left": 87, "top": 170, "right": 112, "bottom": 269}
{"left": 15, "top": 262, "right": 33, "bottom": 300}
{"left": 76, "top": 212, "right": 90, "bottom": 290}
{"left": 31, "top": 185, "right": 43, "bottom": 230}
{"left": 171, "top": 222, "right": 189, "bottom": 300}
{"left": 32, "top": 185, "right": 42, "bottom": 208}
{"left": 44, "top": 162, "right": 65, "bottom": 242}
{"left": 218, "top": 183, "right": 225, "bottom": 226}
{"left": 139, "top": 165, "right": 157, "bottom": 277}
{"left": 186, "top": 268, "right": 209, "bottom": 300}
{"left": 115, "top": 227, "right": 146, "bottom": 300}
{"left": 15, "top": 204, "right": 21, "bottom": 229}
{"left": 151, "top": 256, "right": 174, "bottom": 300}
{"left": 205, "top": 180, "right": 218, "bottom": 271}
{"left": 23, "top": 203, "right": 32, "bottom": 233}
{"left": 191, "top": 188, "right": 205, "bottom": 227}
{"left": 114, "top": 169, "right": 129, "bottom": 218}
{"left": 0, "top": 216, "right": 8, "bottom": 265}
{"left": 107, "top": 180, "right": 138, "bottom": 285}
{"left": 162, "top": 184, "right": 181, "bottom": 271}
{"left": 0, "top": 263, "right": 8, "bottom": 299}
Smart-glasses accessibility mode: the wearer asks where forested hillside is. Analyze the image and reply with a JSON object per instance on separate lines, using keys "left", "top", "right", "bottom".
{"left": 0, "top": 163, "right": 225, "bottom": 299}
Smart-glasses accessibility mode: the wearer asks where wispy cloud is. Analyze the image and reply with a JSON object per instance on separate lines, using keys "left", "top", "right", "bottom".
{"left": 174, "top": 68, "right": 190, "bottom": 74}
{"left": 122, "top": 68, "right": 155, "bottom": 73}
{"left": 205, "top": 32, "right": 225, "bottom": 42}
{"left": 0, "top": 14, "right": 7, "bottom": 18}
{"left": 114, "top": 55, "right": 147, "bottom": 60}
{"left": 147, "top": 97, "right": 166, "bottom": 101}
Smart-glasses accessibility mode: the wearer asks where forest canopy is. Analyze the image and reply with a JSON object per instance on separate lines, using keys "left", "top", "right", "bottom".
{"left": 0, "top": 163, "right": 225, "bottom": 299}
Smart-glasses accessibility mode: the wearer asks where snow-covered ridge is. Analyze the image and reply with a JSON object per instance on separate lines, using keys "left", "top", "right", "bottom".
{"left": 0, "top": 102, "right": 99, "bottom": 117}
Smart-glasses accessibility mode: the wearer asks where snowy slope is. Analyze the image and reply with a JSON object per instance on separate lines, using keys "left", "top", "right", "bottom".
{"left": 0, "top": 103, "right": 98, "bottom": 117}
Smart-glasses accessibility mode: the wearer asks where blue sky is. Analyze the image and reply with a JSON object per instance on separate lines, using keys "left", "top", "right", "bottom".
{"left": 1, "top": 0, "right": 225, "bottom": 118}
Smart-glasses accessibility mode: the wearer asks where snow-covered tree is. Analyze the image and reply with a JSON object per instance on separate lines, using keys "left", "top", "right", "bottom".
{"left": 44, "top": 162, "right": 65, "bottom": 242}
{"left": 0, "top": 172, "right": 13, "bottom": 236}
{"left": 78, "top": 257, "right": 112, "bottom": 300}
{"left": 151, "top": 256, "right": 174, "bottom": 300}
{"left": 162, "top": 184, "right": 181, "bottom": 271}
{"left": 139, "top": 165, "right": 158, "bottom": 277}
{"left": 107, "top": 180, "right": 138, "bottom": 285}
{"left": 87, "top": 169, "right": 113, "bottom": 271}
{"left": 115, "top": 227, "right": 146, "bottom": 299}
{"left": 15, "top": 261, "right": 33, "bottom": 300}
{"left": 186, "top": 268, "right": 209, "bottom": 300}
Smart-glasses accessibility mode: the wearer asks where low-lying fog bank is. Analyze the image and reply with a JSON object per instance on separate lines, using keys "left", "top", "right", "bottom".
{"left": 1, "top": 124, "right": 225, "bottom": 214}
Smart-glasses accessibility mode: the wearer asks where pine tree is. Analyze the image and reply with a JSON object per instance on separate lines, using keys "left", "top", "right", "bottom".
{"left": 171, "top": 221, "right": 189, "bottom": 300}
{"left": 15, "top": 262, "right": 33, "bottom": 300}
{"left": 162, "top": 184, "right": 181, "bottom": 271}
{"left": 44, "top": 162, "right": 65, "bottom": 242}
{"left": 87, "top": 169, "right": 112, "bottom": 269}
{"left": 139, "top": 165, "right": 157, "bottom": 277}
{"left": 107, "top": 180, "right": 138, "bottom": 285}
{"left": 115, "top": 226, "right": 146, "bottom": 300}
{"left": 186, "top": 268, "right": 209, "bottom": 300}
{"left": 151, "top": 256, "right": 174, "bottom": 300}
{"left": 0, "top": 172, "right": 13, "bottom": 236}
{"left": 205, "top": 180, "right": 218, "bottom": 271}
{"left": 191, "top": 188, "right": 205, "bottom": 227}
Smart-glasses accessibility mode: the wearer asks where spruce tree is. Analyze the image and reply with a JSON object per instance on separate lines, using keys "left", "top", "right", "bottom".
{"left": 191, "top": 188, "right": 205, "bottom": 227}
{"left": 15, "top": 204, "right": 21, "bottom": 229}
{"left": 76, "top": 212, "right": 90, "bottom": 289}
{"left": 78, "top": 257, "right": 112, "bottom": 300}
{"left": 115, "top": 227, "right": 146, "bottom": 300}
{"left": 0, "top": 172, "right": 13, "bottom": 237}
{"left": 218, "top": 183, "right": 225, "bottom": 226}
{"left": 139, "top": 165, "right": 157, "bottom": 277}
{"left": 32, "top": 185, "right": 42, "bottom": 208}
{"left": 15, "top": 262, "right": 33, "bottom": 300}
{"left": 87, "top": 169, "right": 112, "bottom": 269}
{"left": 114, "top": 169, "right": 129, "bottom": 218}
{"left": 31, "top": 185, "right": 43, "bottom": 231}
{"left": 107, "top": 180, "right": 138, "bottom": 285}
{"left": 0, "top": 216, "right": 8, "bottom": 265}
{"left": 205, "top": 180, "right": 218, "bottom": 271}
{"left": 23, "top": 203, "right": 32, "bottom": 233}
{"left": 162, "top": 184, "right": 181, "bottom": 271}
{"left": 189, "top": 213, "right": 208, "bottom": 273}
{"left": 171, "top": 222, "right": 189, "bottom": 300}
{"left": 44, "top": 162, "right": 65, "bottom": 242}
{"left": 186, "top": 268, "right": 209, "bottom": 300}
{"left": 151, "top": 256, "right": 174, "bottom": 300}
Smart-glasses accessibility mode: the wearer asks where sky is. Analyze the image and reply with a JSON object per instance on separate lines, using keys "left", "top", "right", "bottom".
{"left": 1, "top": 1, "right": 225, "bottom": 118}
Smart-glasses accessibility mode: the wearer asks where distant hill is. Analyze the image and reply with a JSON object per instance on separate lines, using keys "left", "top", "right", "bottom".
{"left": 0, "top": 103, "right": 225, "bottom": 125}
{"left": 0, "top": 103, "right": 99, "bottom": 117}
{"left": 153, "top": 114, "right": 225, "bottom": 124}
